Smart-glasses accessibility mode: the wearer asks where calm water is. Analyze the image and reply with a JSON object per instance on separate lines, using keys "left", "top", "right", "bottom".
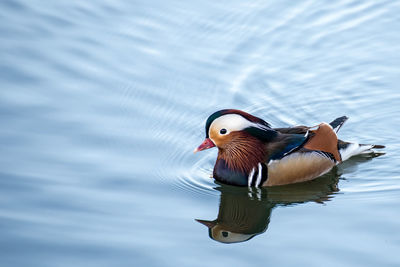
{"left": 1, "top": 0, "right": 400, "bottom": 266}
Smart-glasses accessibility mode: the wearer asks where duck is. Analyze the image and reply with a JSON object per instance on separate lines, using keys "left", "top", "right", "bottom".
{"left": 194, "top": 109, "right": 384, "bottom": 187}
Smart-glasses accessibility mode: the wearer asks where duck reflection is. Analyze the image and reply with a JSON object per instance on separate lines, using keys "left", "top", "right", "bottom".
{"left": 197, "top": 171, "right": 339, "bottom": 243}
{"left": 196, "top": 153, "right": 383, "bottom": 243}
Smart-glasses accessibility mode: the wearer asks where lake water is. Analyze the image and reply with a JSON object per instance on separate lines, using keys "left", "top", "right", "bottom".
{"left": 1, "top": 0, "right": 400, "bottom": 266}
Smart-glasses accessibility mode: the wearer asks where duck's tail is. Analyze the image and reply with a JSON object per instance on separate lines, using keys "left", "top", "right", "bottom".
{"left": 338, "top": 140, "right": 385, "bottom": 161}
{"left": 328, "top": 116, "right": 385, "bottom": 161}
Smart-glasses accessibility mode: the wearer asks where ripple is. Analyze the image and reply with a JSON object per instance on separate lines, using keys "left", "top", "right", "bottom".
{"left": 157, "top": 138, "right": 219, "bottom": 197}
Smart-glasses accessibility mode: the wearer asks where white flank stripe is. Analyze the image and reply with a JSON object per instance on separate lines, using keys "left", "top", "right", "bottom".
{"left": 248, "top": 168, "right": 255, "bottom": 187}
{"left": 255, "top": 163, "right": 262, "bottom": 187}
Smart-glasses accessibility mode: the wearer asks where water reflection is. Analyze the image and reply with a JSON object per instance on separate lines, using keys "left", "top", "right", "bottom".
{"left": 196, "top": 153, "right": 384, "bottom": 243}
{"left": 196, "top": 171, "right": 340, "bottom": 243}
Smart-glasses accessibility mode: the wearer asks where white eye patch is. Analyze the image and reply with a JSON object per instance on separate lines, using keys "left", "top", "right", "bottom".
{"left": 209, "top": 114, "right": 268, "bottom": 137}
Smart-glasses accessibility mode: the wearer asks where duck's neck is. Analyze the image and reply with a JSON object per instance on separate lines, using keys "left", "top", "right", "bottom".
{"left": 217, "top": 136, "right": 266, "bottom": 175}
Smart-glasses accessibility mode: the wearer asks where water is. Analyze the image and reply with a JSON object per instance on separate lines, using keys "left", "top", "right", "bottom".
{"left": 1, "top": 0, "right": 400, "bottom": 266}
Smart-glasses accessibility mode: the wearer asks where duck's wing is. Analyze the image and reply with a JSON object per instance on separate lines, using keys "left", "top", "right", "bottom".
{"left": 274, "top": 116, "right": 348, "bottom": 134}
{"left": 267, "top": 132, "right": 309, "bottom": 161}
{"left": 329, "top": 116, "right": 348, "bottom": 133}
{"left": 273, "top": 126, "right": 309, "bottom": 135}
{"left": 272, "top": 116, "right": 350, "bottom": 161}
{"left": 263, "top": 122, "right": 341, "bottom": 186}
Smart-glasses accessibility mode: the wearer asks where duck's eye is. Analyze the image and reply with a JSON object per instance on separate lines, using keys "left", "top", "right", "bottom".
{"left": 220, "top": 128, "right": 227, "bottom": 135}
{"left": 222, "top": 231, "right": 228, "bottom": 237}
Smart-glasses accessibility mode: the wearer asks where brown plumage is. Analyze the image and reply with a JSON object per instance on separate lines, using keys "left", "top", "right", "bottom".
{"left": 217, "top": 132, "right": 266, "bottom": 174}
{"left": 304, "top": 123, "right": 341, "bottom": 162}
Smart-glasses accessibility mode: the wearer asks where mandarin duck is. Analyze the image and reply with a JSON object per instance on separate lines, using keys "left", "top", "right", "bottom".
{"left": 194, "top": 109, "right": 384, "bottom": 187}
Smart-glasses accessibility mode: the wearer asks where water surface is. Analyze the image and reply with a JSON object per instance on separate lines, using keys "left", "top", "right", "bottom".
{"left": 1, "top": 0, "right": 400, "bottom": 266}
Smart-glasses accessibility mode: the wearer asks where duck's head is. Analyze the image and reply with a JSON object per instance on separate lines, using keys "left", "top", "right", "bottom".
{"left": 194, "top": 109, "right": 275, "bottom": 153}
{"left": 195, "top": 219, "right": 257, "bottom": 243}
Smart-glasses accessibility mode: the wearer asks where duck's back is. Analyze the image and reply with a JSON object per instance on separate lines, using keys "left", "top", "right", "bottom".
{"left": 265, "top": 122, "right": 339, "bottom": 186}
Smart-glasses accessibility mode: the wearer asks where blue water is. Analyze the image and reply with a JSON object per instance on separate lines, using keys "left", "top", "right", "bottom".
{"left": 1, "top": 0, "right": 400, "bottom": 266}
